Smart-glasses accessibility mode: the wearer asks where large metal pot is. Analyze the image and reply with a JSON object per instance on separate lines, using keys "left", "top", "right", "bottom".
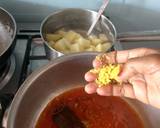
{"left": 0, "top": 7, "right": 16, "bottom": 68}
{"left": 6, "top": 52, "right": 160, "bottom": 128}
{"left": 41, "top": 8, "right": 116, "bottom": 60}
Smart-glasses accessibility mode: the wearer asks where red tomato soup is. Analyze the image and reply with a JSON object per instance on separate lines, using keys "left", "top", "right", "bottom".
{"left": 36, "top": 87, "right": 144, "bottom": 128}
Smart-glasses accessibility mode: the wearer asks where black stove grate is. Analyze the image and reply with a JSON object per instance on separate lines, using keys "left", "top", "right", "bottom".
{"left": 16, "top": 34, "right": 47, "bottom": 87}
{"left": 0, "top": 32, "right": 48, "bottom": 127}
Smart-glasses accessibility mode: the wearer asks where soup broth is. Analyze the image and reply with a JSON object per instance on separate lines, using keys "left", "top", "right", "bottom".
{"left": 36, "top": 87, "right": 144, "bottom": 128}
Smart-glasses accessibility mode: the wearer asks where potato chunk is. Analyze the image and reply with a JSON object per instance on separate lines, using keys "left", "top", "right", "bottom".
{"left": 64, "top": 30, "right": 81, "bottom": 42}
{"left": 54, "top": 38, "right": 69, "bottom": 52}
{"left": 46, "top": 34, "right": 62, "bottom": 42}
{"left": 85, "top": 45, "right": 95, "bottom": 51}
{"left": 102, "top": 43, "right": 112, "bottom": 51}
{"left": 99, "top": 34, "right": 109, "bottom": 42}
{"left": 56, "top": 29, "right": 66, "bottom": 36}
{"left": 95, "top": 43, "right": 103, "bottom": 52}
{"left": 46, "top": 29, "right": 112, "bottom": 53}
{"left": 70, "top": 43, "right": 83, "bottom": 52}
{"left": 76, "top": 37, "right": 91, "bottom": 49}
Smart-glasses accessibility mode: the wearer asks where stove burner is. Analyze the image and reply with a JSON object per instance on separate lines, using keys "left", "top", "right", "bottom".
{"left": 0, "top": 55, "right": 15, "bottom": 90}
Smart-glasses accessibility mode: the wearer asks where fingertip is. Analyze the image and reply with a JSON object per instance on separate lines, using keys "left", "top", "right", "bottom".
{"left": 97, "top": 86, "right": 112, "bottom": 96}
{"left": 84, "top": 72, "right": 97, "bottom": 82}
{"left": 93, "top": 59, "right": 102, "bottom": 68}
{"left": 84, "top": 83, "right": 97, "bottom": 94}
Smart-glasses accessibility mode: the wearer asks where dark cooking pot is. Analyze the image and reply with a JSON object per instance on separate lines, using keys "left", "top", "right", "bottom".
{"left": 6, "top": 52, "right": 160, "bottom": 128}
{"left": 0, "top": 7, "right": 16, "bottom": 68}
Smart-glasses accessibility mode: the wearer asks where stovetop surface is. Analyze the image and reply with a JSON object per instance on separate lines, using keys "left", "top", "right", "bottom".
{"left": 1, "top": 33, "right": 48, "bottom": 95}
{"left": 0, "top": 22, "right": 123, "bottom": 127}
{"left": 0, "top": 22, "right": 122, "bottom": 95}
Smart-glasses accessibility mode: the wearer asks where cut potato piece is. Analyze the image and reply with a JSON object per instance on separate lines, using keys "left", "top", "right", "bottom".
{"left": 89, "top": 35, "right": 104, "bottom": 46}
{"left": 89, "top": 35, "right": 97, "bottom": 43}
{"left": 63, "top": 39, "right": 71, "bottom": 49}
{"left": 46, "top": 29, "right": 112, "bottom": 54}
{"left": 76, "top": 37, "right": 91, "bottom": 49}
{"left": 54, "top": 38, "right": 69, "bottom": 51}
{"left": 99, "top": 34, "right": 109, "bottom": 41}
{"left": 46, "top": 34, "right": 62, "bottom": 42}
{"left": 56, "top": 29, "right": 66, "bottom": 36}
{"left": 95, "top": 43, "right": 103, "bottom": 52}
{"left": 91, "top": 38, "right": 103, "bottom": 46}
{"left": 85, "top": 45, "right": 95, "bottom": 51}
{"left": 64, "top": 30, "right": 81, "bottom": 42}
{"left": 48, "top": 41, "right": 55, "bottom": 47}
{"left": 102, "top": 43, "right": 112, "bottom": 51}
{"left": 89, "top": 35, "right": 97, "bottom": 40}
{"left": 96, "top": 43, "right": 112, "bottom": 52}
{"left": 70, "top": 43, "right": 83, "bottom": 52}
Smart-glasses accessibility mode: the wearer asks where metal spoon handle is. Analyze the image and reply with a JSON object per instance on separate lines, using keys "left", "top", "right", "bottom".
{"left": 87, "top": 0, "right": 110, "bottom": 35}
{"left": 117, "top": 30, "right": 160, "bottom": 42}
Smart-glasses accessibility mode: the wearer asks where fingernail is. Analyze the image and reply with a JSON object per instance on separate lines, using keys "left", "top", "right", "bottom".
{"left": 129, "top": 79, "right": 133, "bottom": 84}
{"left": 129, "top": 78, "right": 137, "bottom": 85}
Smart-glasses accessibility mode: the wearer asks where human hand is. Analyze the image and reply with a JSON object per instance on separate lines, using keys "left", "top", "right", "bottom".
{"left": 84, "top": 48, "right": 160, "bottom": 108}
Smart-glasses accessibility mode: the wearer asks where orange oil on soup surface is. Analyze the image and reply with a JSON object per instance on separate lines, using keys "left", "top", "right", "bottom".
{"left": 36, "top": 87, "right": 144, "bottom": 128}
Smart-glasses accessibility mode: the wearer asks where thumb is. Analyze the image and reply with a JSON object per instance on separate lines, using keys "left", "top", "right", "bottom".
{"left": 119, "top": 54, "right": 160, "bottom": 81}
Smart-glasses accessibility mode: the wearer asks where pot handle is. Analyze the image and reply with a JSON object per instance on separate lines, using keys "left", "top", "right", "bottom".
{"left": 117, "top": 30, "right": 160, "bottom": 42}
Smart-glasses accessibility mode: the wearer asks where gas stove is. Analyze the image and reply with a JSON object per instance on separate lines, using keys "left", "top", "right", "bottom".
{"left": 2, "top": 22, "right": 122, "bottom": 94}
{"left": 0, "top": 22, "right": 122, "bottom": 127}
{"left": 1, "top": 23, "right": 47, "bottom": 94}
